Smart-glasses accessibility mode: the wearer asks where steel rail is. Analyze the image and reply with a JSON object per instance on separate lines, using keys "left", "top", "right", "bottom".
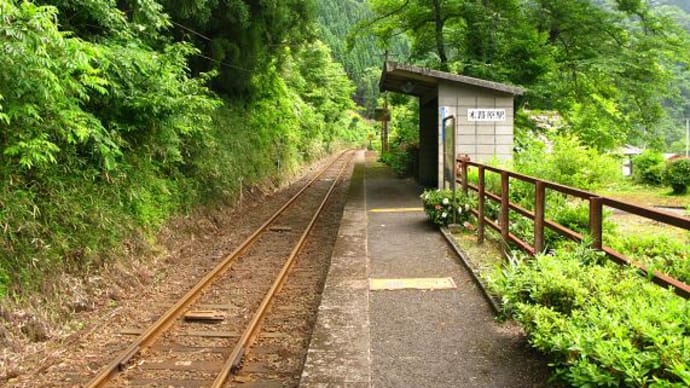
{"left": 85, "top": 151, "right": 349, "bottom": 388}
{"left": 212, "top": 153, "right": 350, "bottom": 387}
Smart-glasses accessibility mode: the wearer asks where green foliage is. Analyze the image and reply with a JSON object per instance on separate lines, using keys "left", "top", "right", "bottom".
{"left": 378, "top": 95, "right": 420, "bottom": 175}
{"left": 515, "top": 134, "right": 621, "bottom": 190}
{"left": 365, "top": 0, "right": 690, "bottom": 151}
{"left": 315, "top": 0, "right": 409, "bottom": 115}
{"left": 420, "top": 189, "right": 473, "bottom": 227}
{"left": 663, "top": 158, "right": 690, "bottom": 194}
{"left": 633, "top": 150, "right": 666, "bottom": 186}
{"left": 379, "top": 146, "right": 416, "bottom": 177}
{"left": 548, "top": 197, "right": 615, "bottom": 239}
{"left": 386, "top": 96, "right": 419, "bottom": 146}
{"left": 0, "top": 0, "right": 369, "bottom": 299}
{"left": 505, "top": 197, "right": 616, "bottom": 253}
{"left": 0, "top": 0, "right": 115, "bottom": 171}
{"left": 467, "top": 166, "right": 503, "bottom": 195}
{"left": 160, "top": 0, "right": 314, "bottom": 97}
{"left": 490, "top": 245, "right": 690, "bottom": 386}
{"left": 287, "top": 41, "right": 356, "bottom": 123}
{"left": 610, "top": 233, "right": 690, "bottom": 284}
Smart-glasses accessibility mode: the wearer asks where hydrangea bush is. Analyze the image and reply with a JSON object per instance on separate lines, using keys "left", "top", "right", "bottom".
{"left": 420, "top": 189, "right": 474, "bottom": 227}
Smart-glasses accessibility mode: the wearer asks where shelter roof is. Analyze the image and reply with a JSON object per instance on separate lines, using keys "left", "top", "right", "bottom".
{"left": 379, "top": 61, "right": 525, "bottom": 97}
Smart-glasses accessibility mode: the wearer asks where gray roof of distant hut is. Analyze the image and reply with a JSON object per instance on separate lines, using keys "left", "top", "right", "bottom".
{"left": 617, "top": 144, "right": 643, "bottom": 156}
{"left": 379, "top": 61, "right": 525, "bottom": 97}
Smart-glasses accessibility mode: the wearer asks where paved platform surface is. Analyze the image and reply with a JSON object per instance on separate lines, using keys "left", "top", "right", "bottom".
{"left": 300, "top": 151, "right": 550, "bottom": 387}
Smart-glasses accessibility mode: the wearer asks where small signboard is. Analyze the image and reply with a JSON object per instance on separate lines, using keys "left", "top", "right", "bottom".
{"left": 374, "top": 108, "right": 391, "bottom": 121}
{"left": 468, "top": 108, "right": 506, "bottom": 122}
{"left": 442, "top": 116, "right": 455, "bottom": 190}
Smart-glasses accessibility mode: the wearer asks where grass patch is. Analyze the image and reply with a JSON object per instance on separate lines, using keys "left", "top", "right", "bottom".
{"left": 449, "top": 228, "right": 505, "bottom": 279}
{"left": 602, "top": 181, "right": 690, "bottom": 208}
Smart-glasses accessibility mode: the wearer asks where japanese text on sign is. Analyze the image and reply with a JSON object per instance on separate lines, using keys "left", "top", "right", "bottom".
{"left": 467, "top": 109, "right": 506, "bottom": 122}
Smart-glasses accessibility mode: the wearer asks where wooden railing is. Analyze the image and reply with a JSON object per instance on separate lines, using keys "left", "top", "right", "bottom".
{"left": 456, "top": 157, "right": 690, "bottom": 299}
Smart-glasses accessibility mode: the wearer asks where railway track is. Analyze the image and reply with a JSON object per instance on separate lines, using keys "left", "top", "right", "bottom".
{"left": 83, "top": 151, "right": 354, "bottom": 387}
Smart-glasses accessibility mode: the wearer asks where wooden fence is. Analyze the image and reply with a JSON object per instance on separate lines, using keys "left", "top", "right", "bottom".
{"left": 456, "top": 157, "right": 690, "bottom": 299}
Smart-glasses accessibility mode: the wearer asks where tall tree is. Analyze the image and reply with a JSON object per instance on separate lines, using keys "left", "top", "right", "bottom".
{"left": 365, "top": 0, "right": 690, "bottom": 151}
{"left": 160, "top": 0, "right": 315, "bottom": 96}
{"left": 316, "top": 0, "right": 409, "bottom": 115}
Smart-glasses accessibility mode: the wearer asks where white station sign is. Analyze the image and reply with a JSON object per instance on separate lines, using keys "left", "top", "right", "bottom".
{"left": 468, "top": 108, "right": 506, "bottom": 122}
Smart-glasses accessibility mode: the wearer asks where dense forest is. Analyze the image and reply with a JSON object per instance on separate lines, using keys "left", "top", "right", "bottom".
{"left": 315, "top": 0, "right": 409, "bottom": 115}
{"left": 1, "top": 1, "right": 689, "bottom": 386}
{"left": 0, "top": 0, "right": 368, "bottom": 298}
{"left": 337, "top": 0, "right": 690, "bottom": 153}
{"left": 356, "top": 2, "right": 690, "bottom": 386}
{"left": 2, "top": 0, "right": 688, "bottom": 296}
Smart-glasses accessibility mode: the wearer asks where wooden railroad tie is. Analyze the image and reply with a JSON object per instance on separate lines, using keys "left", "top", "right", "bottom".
{"left": 268, "top": 226, "right": 293, "bottom": 232}
{"left": 183, "top": 309, "right": 226, "bottom": 322}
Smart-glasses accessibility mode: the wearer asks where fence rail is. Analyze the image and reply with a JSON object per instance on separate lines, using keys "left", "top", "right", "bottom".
{"left": 456, "top": 158, "right": 690, "bottom": 299}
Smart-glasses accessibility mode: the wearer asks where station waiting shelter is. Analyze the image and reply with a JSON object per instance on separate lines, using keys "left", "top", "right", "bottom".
{"left": 379, "top": 61, "right": 525, "bottom": 188}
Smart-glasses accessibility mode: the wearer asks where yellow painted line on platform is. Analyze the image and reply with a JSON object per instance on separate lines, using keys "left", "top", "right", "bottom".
{"left": 368, "top": 207, "right": 424, "bottom": 213}
{"left": 369, "top": 277, "right": 457, "bottom": 291}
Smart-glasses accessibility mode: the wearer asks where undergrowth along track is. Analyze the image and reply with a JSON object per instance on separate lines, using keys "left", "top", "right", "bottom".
{"left": 85, "top": 151, "right": 354, "bottom": 387}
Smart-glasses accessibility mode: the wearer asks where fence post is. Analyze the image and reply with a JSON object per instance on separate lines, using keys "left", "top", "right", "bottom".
{"left": 534, "top": 181, "right": 545, "bottom": 254}
{"left": 589, "top": 197, "right": 603, "bottom": 250}
{"left": 478, "top": 166, "right": 485, "bottom": 244}
{"left": 461, "top": 160, "right": 468, "bottom": 195}
{"left": 500, "top": 171, "right": 510, "bottom": 242}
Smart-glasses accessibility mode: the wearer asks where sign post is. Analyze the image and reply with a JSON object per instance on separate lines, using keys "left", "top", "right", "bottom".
{"left": 374, "top": 106, "right": 391, "bottom": 154}
{"left": 685, "top": 119, "right": 690, "bottom": 158}
{"left": 443, "top": 115, "right": 461, "bottom": 232}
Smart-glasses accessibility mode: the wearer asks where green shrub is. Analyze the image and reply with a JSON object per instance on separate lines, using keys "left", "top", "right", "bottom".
{"left": 380, "top": 147, "right": 415, "bottom": 177}
{"left": 663, "top": 158, "right": 690, "bottom": 194}
{"left": 490, "top": 245, "right": 690, "bottom": 387}
{"left": 483, "top": 198, "right": 501, "bottom": 221}
{"left": 379, "top": 96, "right": 419, "bottom": 176}
{"left": 515, "top": 134, "right": 621, "bottom": 191}
{"left": 420, "top": 189, "right": 474, "bottom": 227}
{"left": 550, "top": 198, "right": 615, "bottom": 236}
{"left": 633, "top": 150, "right": 665, "bottom": 186}
{"left": 609, "top": 233, "right": 690, "bottom": 284}
{"left": 0, "top": 2, "right": 369, "bottom": 299}
{"left": 466, "top": 162, "right": 504, "bottom": 194}
{"left": 506, "top": 196, "right": 615, "bottom": 252}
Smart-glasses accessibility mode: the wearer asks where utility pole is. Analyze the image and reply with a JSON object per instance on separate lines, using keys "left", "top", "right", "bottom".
{"left": 685, "top": 119, "right": 690, "bottom": 158}
{"left": 380, "top": 94, "right": 389, "bottom": 154}
{"left": 686, "top": 118, "right": 689, "bottom": 157}
{"left": 374, "top": 95, "right": 390, "bottom": 155}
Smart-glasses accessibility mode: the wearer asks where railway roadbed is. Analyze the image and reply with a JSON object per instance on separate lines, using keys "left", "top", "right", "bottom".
{"left": 5, "top": 152, "right": 354, "bottom": 387}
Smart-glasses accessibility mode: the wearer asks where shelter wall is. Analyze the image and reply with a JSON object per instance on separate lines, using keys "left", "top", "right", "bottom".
{"left": 437, "top": 82, "right": 514, "bottom": 188}
{"left": 419, "top": 97, "right": 438, "bottom": 187}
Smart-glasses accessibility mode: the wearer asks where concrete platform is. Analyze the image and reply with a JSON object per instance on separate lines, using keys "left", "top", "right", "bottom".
{"left": 300, "top": 151, "right": 550, "bottom": 387}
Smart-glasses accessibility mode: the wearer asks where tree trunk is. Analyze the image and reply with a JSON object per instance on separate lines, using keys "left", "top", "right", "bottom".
{"left": 432, "top": 0, "right": 448, "bottom": 71}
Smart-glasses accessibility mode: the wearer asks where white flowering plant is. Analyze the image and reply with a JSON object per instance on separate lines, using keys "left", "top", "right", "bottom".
{"left": 420, "top": 189, "right": 474, "bottom": 227}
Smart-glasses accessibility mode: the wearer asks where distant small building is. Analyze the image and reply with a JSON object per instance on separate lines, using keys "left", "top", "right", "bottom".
{"left": 665, "top": 153, "right": 685, "bottom": 161}
{"left": 619, "top": 144, "right": 643, "bottom": 157}
{"left": 617, "top": 144, "right": 643, "bottom": 176}
{"left": 616, "top": 146, "right": 684, "bottom": 176}
{"left": 379, "top": 61, "right": 524, "bottom": 188}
